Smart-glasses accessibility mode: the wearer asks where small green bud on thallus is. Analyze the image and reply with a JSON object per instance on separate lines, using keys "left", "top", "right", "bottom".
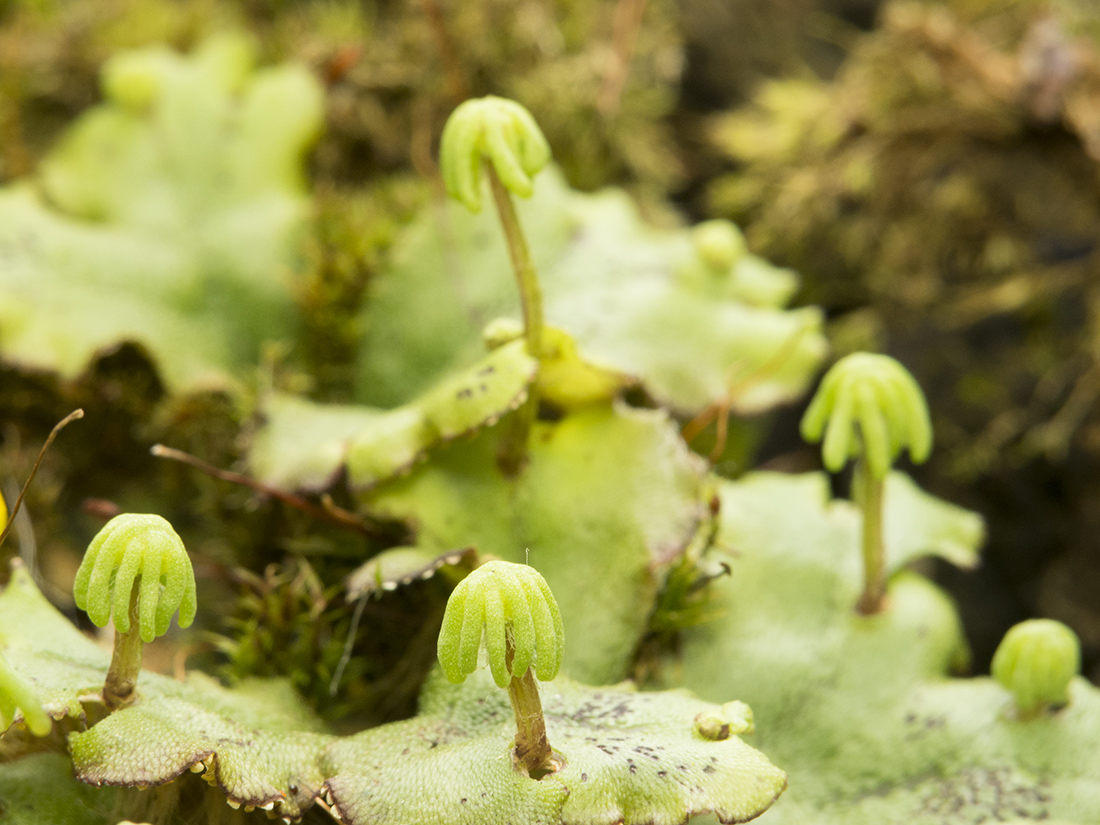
{"left": 438, "top": 560, "right": 564, "bottom": 689}
{"left": 440, "top": 96, "right": 552, "bottom": 213}
{"left": 74, "top": 513, "right": 197, "bottom": 643}
{"left": 992, "top": 619, "right": 1080, "bottom": 716}
{"left": 801, "top": 352, "right": 932, "bottom": 479}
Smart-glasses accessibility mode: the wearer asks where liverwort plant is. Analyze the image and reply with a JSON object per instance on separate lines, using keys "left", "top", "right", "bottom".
{"left": 440, "top": 96, "right": 552, "bottom": 475}
{"left": 437, "top": 560, "right": 565, "bottom": 777}
{"left": 440, "top": 95, "right": 552, "bottom": 355}
{"left": 73, "top": 514, "right": 197, "bottom": 709}
{"left": 801, "top": 353, "right": 932, "bottom": 614}
{"left": 992, "top": 618, "right": 1081, "bottom": 719}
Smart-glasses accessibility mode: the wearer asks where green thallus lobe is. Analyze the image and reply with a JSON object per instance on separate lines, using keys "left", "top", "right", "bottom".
{"left": 73, "top": 513, "right": 196, "bottom": 709}
{"left": 801, "top": 353, "right": 932, "bottom": 614}
{"left": 0, "top": 649, "right": 51, "bottom": 737}
{"left": 438, "top": 559, "right": 564, "bottom": 776}
{"left": 0, "top": 411, "right": 84, "bottom": 734}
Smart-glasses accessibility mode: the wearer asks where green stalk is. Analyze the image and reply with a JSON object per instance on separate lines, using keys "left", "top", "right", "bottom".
{"left": 509, "top": 667, "right": 553, "bottom": 774}
{"left": 487, "top": 165, "right": 544, "bottom": 476}
{"left": 854, "top": 460, "right": 886, "bottom": 615}
{"left": 487, "top": 166, "right": 545, "bottom": 359}
{"left": 104, "top": 587, "right": 144, "bottom": 710}
{"left": 505, "top": 634, "right": 555, "bottom": 776}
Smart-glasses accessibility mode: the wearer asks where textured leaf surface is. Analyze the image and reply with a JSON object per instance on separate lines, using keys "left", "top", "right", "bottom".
{"left": 0, "top": 564, "right": 784, "bottom": 825}
{"left": 0, "top": 564, "right": 332, "bottom": 818}
{"left": 249, "top": 340, "right": 537, "bottom": 491}
{"left": 676, "top": 472, "right": 1100, "bottom": 824}
{"left": 69, "top": 677, "right": 332, "bottom": 817}
{"left": 322, "top": 668, "right": 787, "bottom": 825}
{"left": 0, "top": 35, "right": 322, "bottom": 391}
{"left": 364, "top": 403, "right": 711, "bottom": 685}
{"left": 356, "top": 168, "right": 826, "bottom": 414}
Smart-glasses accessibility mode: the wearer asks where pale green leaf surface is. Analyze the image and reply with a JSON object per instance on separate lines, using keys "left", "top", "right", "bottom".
{"left": 1, "top": 564, "right": 785, "bottom": 825}
{"left": 0, "top": 650, "right": 51, "bottom": 737}
{"left": 413, "top": 339, "right": 537, "bottom": 441}
{"left": 323, "top": 668, "right": 787, "bottom": 825}
{"left": 0, "top": 753, "right": 115, "bottom": 825}
{"left": 0, "top": 564, "right": 117, "bottom": 728}
{"left": 675, "top": 473, "right": 1099, "bottom": 824}
{"left": 0, "top": 565, "right": 332, "bottom": 817}
{"left": 248, "top": 393, "right": 389, "bottom": 492}
{"left": 365, "top": 404, "right": 711, "bottom": 685}
{"left": 249, "top": 340, "right": 537, "bottom": 491}
{"left": 0, "top": 36, "right": 321, "bottom": 392}
{"left": 883, "top": 471, "right": 984, "bottom": 571}
{"left": 69, "top": 680, "right": 332, "bottom": 818}
{"left": 357, "top": 168, "right": 826, "bottom": 414}
{"left": 345, "top": 406, "right": 435, "bottom": 491}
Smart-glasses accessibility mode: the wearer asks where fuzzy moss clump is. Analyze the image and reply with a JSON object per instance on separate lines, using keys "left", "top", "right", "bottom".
{"left": 711, "top": 2, "right": 1100, "bottom": 478}
{"left": 0, "top": 0, "right": 685, "bottom": 198}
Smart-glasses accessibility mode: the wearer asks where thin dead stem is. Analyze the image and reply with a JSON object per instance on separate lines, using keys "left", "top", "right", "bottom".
{"left": 150, "top": 444, "right": 380, "bottom": 536}
{"left": 0, "top": 409, "right": 84, "bottom": 551}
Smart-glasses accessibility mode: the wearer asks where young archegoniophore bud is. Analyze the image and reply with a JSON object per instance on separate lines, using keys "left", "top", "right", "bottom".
{"left": 101, "top": 47, "right": 174, "bottom": 111}
{"left": 0, "top": 650, "right": 51, "bottom": 737}
{"left": 74, "top": 513, "right": 197, "bottom": 644}
{"left": 438, "top": 560, "right": 565, "bottom": 776}
{"left": 800, "top": 352, "right": 932, "bottom": 480}
{"left": 74, "top": 513, "right": 196, "bottom": 709}
{"left": 693, "top": 220, "right": 748, "bottom": 273}
{"left": 694, "top": 700, "right": 755, "bottom": 741}
{"left": 438, "top": 560, "right": 564, "bottom": 689}
{"left": 440, "top": 96, "right": 552, "bottom": 213}
{"left": 992, "top": 619, "right": 1080, "bottom": 717}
